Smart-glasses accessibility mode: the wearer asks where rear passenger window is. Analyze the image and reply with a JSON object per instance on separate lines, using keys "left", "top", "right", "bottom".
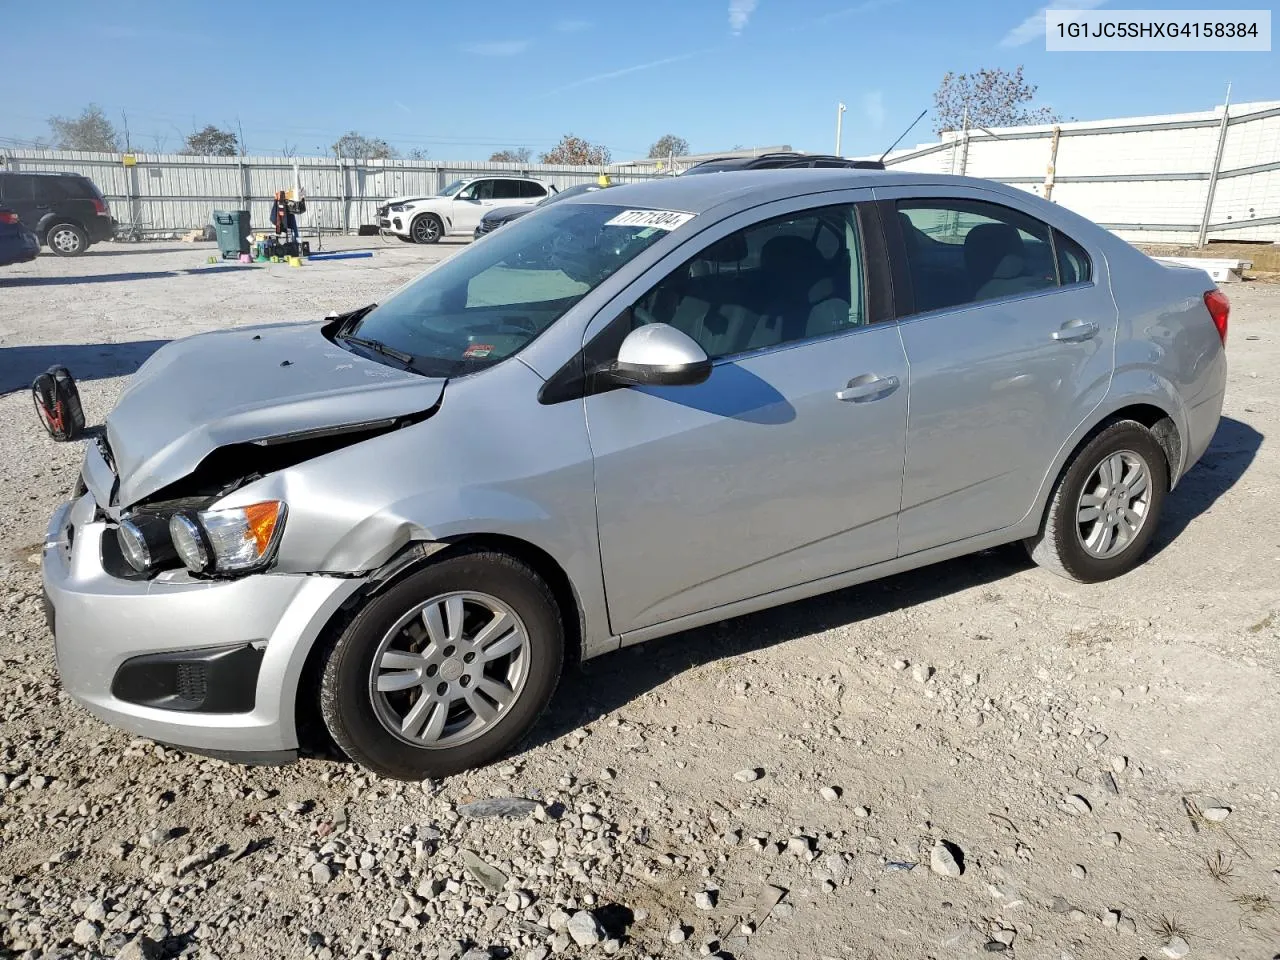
{"left": 1054, "top": 229, "right": 1092, "bottom": 285}
{"left": 896, "top": 199, "right": 1058, "bottom": 314}
{"left": 0, "top": 174, "right": 35, "bottom": 202}
{"left": 631, "top": 204, "right": 866, "bottom": 360}
{"left": 491, "top": 180, "right": 523, "bottom": 200}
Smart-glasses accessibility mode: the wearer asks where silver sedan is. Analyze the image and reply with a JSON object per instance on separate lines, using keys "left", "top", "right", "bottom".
{"left": 43, "top": 169, "right": 1227, "bottom": 779}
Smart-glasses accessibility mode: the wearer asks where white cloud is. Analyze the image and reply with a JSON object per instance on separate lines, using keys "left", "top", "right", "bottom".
{"left": 729, "top": 0, "right": 758, "bottom": 34}
{"left": 863, "top": 90, "right": 886, "bottom": 131}
{"left": 555, "top": 19, "right": 590, "bottom": 32}
{"left": 544, "top": 52, "right": 701, "bottom": 95}
{"left": 1001, "top": 0, "right": 1106, "bottom": 46}
{"left": 393, "top": 99, "right": 412, "bottom": 114}
{"left": 461, "top": 39, "right": 531, "bottom": 56}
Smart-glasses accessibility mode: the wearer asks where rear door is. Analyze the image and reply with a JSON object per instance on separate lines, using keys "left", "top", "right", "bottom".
{"left": 874, "top": 186, "right": 1116, "bottom": 554}
{"left": 582, "top": 194, "right": 910, "bottom": 634}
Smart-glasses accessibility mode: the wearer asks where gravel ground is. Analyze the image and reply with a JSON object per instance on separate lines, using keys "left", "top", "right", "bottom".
{"left": 1, "top": 242, "right": 1278, "bottom": 960}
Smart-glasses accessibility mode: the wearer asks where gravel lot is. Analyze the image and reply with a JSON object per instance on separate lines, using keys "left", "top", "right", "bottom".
{"left": 1, "top": 242, "right": 1277, "bottom": 960}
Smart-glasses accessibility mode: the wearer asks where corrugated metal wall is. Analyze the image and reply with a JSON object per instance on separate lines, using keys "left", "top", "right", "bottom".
{"left": 0, "top": 153, "right": 660, "bottom": 235}
{"left": 877, "top": 100, "right": 1280, "bottom": 244}
{"left": 6, "top": 103, "right": 1277, "bottom": 244}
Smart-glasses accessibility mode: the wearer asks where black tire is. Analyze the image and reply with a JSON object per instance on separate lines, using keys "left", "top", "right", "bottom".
{"left": 45, "top": 222, "right": 89, "bottom": 257}
{"left": 396, "top": 235, "right": 416, "bottom": 243}
{"left": 320, "top": 549, "right": 563, "bottom": 780}
{"left": 410, "top": 213, "right": 443, "bottom": 244}
{"left": 1025, "top": 420, "right": 1169, "bottom": 582}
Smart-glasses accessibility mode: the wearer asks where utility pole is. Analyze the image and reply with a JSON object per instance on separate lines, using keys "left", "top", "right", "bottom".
{"left": 1198, "top": 81, "right": 1232, "bottom": 247}
{"left": 835, "top": 102, "right": 847, "bottom": 155}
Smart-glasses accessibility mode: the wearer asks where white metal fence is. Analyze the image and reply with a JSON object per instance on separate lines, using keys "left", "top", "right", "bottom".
{"left": 877, "top": 99, "right": 1280, "bottom": 245}
{"left": 5, "top": 102, "right": 1278, "bottom": 245}
{"left": 0, "top": 152, "right": 662, "bottom": 237}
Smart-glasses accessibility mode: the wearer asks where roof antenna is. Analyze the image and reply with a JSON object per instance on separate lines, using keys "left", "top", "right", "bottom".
{"left": 879, "top": 108, "right": 928, "bottom": 163}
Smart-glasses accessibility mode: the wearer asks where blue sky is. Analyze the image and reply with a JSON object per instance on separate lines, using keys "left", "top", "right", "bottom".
{"left": 2, "top": 0, "right": 1275, "bottom": 161}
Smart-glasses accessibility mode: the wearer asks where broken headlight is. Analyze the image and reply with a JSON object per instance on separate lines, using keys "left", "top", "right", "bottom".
{"left": 169, "top": 500, "right": 287, "bottom": 574}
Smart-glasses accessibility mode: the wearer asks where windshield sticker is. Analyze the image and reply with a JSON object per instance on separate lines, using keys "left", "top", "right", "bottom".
{"left": 463, "top": 343, "right": 495, "bottom": 359}
{"left": 604, "top": 209, "right": 696, "bottom": 231}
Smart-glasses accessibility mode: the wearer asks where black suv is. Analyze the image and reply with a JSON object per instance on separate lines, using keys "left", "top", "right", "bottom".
{"left": 0, "top": 171, "right": 116, "bottom": 256}
{"left": 682, "top": 152, "right": 886, "bottom": 175}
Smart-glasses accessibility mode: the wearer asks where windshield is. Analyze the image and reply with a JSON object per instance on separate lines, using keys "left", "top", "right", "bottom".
{"left": 437, "top": 179, "right": 468, "bottom": 197}
{"left": 345, "top": 203, "right": 683, "bottom": 376}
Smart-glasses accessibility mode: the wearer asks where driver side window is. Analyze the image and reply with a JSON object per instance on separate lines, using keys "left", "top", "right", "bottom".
{"left": 631, "top": 203, "right": 866, "bottom": 360}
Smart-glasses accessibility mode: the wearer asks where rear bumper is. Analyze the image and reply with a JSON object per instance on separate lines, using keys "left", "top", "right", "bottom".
{"left": 1181, "top": 349, "right": 1227, "bottom": 478}
{"left": 41, "top": 491, "right": 365, "bottom": 760}
{"left": 87, "top": 216, "right": 117, "bottom": 243}
{"left": 0, "top": 231, "right": 40, "bottom": 265}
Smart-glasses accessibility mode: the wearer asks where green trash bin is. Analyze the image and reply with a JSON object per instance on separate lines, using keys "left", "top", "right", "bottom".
{"left": 212, "top": 210, "right": 251, "bottom": 259}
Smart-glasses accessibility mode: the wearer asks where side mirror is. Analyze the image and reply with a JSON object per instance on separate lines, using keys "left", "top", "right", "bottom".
{"left": 605, "top": 323, "right": 711, "bottom": 387}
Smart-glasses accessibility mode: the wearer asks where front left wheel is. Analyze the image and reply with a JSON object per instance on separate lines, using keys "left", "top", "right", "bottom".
{"left": 320, "top": 549, "right": 564, "bottom": 780}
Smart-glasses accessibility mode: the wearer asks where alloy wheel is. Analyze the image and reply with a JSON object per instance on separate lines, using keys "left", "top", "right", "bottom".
{"left": 50, "top": 227, "right": 81, "bottom": 254}
{"left": 413, "top": 217, "right": 440, "bottom": 243}
{"left": 369, "top": 591, "right": 530, "bottom": 749}
{"left": 1075, "top": 449, "right": 1152, "bottom": 559}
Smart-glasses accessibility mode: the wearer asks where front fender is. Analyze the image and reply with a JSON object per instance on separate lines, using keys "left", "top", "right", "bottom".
{"left": 215, "top": 359, "right": 614, "bottom": 658}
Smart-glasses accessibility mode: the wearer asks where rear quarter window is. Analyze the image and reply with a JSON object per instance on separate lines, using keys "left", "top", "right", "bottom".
{"left": 1054, "top": 229, "right": 1092, "bottom": 284}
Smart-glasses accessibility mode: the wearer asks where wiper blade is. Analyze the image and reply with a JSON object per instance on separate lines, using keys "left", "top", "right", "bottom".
{"left": 338, "top": 332, "right": 415, "bottom": 365}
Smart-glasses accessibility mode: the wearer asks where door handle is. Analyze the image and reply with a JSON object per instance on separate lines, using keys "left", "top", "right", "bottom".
{"left": 1052, "top": 319, "right": 1099, "bottom": 342}
{"left": 836, "top": 374, "right": 900, "bottom": 402}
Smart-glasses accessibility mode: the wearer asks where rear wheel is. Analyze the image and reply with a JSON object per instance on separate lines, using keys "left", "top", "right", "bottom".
{"left": 320, "top": 549, "right": 564, "bottom": 780}
{"left": 46, "top": 222, "right": 88, "bottom": 256}
{"left": 411, "top": 213, "right": 443, "bottom": 244}
{"left": 1025, "top": 420, "right": 1168, "bottom": 582}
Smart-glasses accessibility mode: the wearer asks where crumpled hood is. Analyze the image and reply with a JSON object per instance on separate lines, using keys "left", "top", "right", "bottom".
{"left": 104, "top": 321, "right": 444, "bottom": 507}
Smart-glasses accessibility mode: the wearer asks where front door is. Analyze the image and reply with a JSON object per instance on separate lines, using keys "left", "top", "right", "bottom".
{"left": 876, "top": 189, "right": 1117, "bottom": 554}
{"left": 586, "top": 198, "right": 909, "bottom": 634}
{"left": 451, "top": 179, "right": 502, "bottom": 234}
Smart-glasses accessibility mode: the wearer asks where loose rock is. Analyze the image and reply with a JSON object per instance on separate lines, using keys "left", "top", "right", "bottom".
{"left": 929, "top": 840, "right": 963, "bottom": 878}
{"left": 457, "top": 798, "right": 540, "bottom": 820}
{"left": 566, "top": 910, "right": 604, "bottom": 947}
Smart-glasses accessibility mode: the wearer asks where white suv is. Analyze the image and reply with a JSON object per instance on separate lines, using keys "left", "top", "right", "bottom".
{"left": 378, "top": 176, "right": 555, "bottom": 243}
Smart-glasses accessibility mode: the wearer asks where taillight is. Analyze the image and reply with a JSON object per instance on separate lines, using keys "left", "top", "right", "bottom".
{"left": 1204, "top": 289, "right": 1229, "bottom": 345}
{"left": 0, "top": 211, "right": 18, "bottom": 224}
{"left": 91, "top": 198, "right": 108, "bottom": 216}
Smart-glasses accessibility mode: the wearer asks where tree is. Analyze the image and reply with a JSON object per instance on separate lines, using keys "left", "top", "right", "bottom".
{"left": 331, "top": 131, "right": 398, "bottom": 160}
{"left": 182, "top": 125, "right": 239, "bottom": 156}
{"left": 540, "top": 134, "right": 611, "bottom": 166}
{"left": 48, "top": 104, "right": 120, "bottom": 152}
{"left": 406, "top": 148, "right": 430, "bottom": 161}
{"left": 648, "top": 134, "right": 689, "bottom": 159}
{"left": 933, "top": 66, "right": 1059, "bottom": 135}
{"left": 490, "top": 147, "right": 533, "bottom": 163}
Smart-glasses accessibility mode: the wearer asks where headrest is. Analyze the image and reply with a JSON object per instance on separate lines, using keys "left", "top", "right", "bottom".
{"left": 964, "top": 222, "right": 1025, "bottom": 282}
{"left": 760, "top": 235, "right": 824, "bottom": 279}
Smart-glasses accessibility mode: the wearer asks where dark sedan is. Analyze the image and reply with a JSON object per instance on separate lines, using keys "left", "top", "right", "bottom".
{"left": 473, "top": 181, "right": 612, "bottom": 238}
{"left": 0, "top": 207, "right": 40, "bottom": 266}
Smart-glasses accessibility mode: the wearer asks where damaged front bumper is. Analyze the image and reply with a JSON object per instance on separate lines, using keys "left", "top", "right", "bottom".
{"left": 42, "top": 490, "right": 366, "bottom": 762}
